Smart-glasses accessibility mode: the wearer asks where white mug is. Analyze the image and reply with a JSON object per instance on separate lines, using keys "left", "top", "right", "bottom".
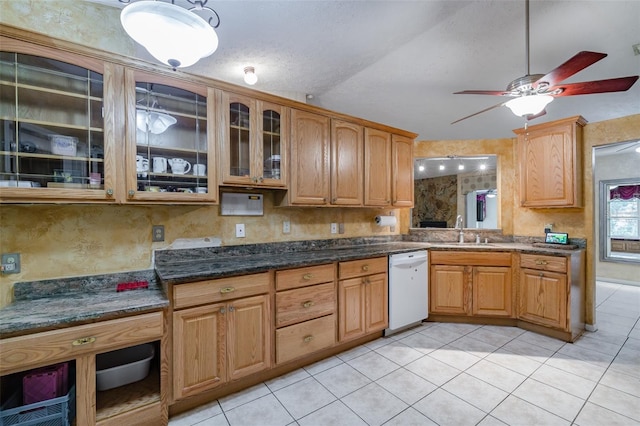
{"left": 168, "top": 158, "right": 191, "bottom": 175}
{"left": 136, "top": 155, "right": 149, "bottom": 177}
{"left": 153, "top": 157, "right": 167, "bottom": 173}
{"left": 195, "top": 187, "right": 207, "bottom": 193}
{"left": 193, "top": 163, "right": 206, "bottom": 176}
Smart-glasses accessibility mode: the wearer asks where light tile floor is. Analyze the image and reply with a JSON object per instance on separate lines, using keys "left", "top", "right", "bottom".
{"left": 170, "top": 281, "right": 640, "bottom": 426}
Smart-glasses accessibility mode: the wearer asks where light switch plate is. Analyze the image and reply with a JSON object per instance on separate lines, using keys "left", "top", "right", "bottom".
{"left": 236, "top": 223, "right": 246, "bottom": 238}
{"left": 283, "top": 221, "right": 291, "bottom": 234}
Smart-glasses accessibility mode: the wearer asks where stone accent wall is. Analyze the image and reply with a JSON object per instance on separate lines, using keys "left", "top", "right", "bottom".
{"left": 413, "top": 175, "right": 457, "bottom": 227}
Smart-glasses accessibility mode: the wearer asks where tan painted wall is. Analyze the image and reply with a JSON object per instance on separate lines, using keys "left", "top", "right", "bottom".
{"left": 0, "top": 194, "right": 400, "bottom": 307}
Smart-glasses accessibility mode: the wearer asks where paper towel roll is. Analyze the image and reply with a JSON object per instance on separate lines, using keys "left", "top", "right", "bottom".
{"left": 375, "top": 215, "right": 397, "bottom": 227}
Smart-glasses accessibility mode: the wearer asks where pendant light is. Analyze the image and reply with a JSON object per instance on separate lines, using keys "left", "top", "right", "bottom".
{"left": 121, "top": 0, "right": 220, "bottom": 69}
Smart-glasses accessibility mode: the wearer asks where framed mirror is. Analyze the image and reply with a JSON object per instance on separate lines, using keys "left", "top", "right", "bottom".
{"left": 412, "top": 155, "right": 498, "bottom": 229}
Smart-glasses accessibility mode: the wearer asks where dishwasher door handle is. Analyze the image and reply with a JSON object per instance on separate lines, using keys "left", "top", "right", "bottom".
{"left": 391, "top": 258, "right": 427, "bottom": 268}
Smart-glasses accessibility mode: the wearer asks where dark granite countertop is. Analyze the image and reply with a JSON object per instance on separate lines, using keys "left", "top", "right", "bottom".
{"left": 0, "top": 270, "right": 168, "bottom": 338}
{"left": 2, "top": 236, "right": 583, "bottom": 338}
{"left": 155, "top": 241, "right": 430, "bottom": 284}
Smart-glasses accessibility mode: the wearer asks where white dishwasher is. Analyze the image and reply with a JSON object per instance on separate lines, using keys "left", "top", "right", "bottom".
{"left": 385, "top": 250, "right": 428, "bottom": 336}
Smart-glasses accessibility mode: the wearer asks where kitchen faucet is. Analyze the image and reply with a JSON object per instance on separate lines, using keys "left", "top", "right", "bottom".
{"left": 456, "top": 215, "right": 464, "bottom": 243}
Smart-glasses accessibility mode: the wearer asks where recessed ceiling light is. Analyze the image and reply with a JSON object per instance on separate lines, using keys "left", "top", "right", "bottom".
{"left": 418, "top": 165, "right": 425, "bottom": 172}
{"left": 458, "top": 163, "right": 464, "bottom": 170}
{"left": 439, "top": 163, "right": 445, "bottom": 171}
{"left": 479, "top": 163, "right": 486, "bottom": 170}
{"left": 636, "top": 146, "right": 640, "bottom": 153}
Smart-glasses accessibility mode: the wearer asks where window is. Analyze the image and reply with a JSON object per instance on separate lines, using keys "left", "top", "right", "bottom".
{"left": 600, "top": 179, "right": 640, "bottom": 263}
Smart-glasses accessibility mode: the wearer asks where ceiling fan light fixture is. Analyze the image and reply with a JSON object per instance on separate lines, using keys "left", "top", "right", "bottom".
{"left": 505, "top": 95, "right": 553, "bottom": 117}
{"left": 243, "top": 66, "right": 258, "bottom": 85}
{"left": 121, "top": 1, "right": 219, "bottom": 69}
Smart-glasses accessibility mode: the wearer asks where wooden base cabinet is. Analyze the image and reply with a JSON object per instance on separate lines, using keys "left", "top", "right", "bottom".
{"left": 338, "top": 257, "right": 388, "bottom": 342}
{"left": 171, "top": 274, "right": 271, "bottom": 401}
{"left": 275, "top": 264, "right": 336, "bottom": 364}
{"left": 429, "top": 252, "right": 513, "bottom": 318}
{"left": 517, "top": 253, "right": 583, "bottom": 336}
{"left": 0, "top": 312, "right": 166, "bottom": 426}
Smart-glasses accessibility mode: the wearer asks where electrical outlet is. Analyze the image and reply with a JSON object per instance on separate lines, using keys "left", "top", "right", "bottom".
{"left": 330, "top": 223, "right": 338, "bottom": 234}
{"left": 1, "top": 253, "right": 20, "bottom": 274}
{"left": 152, "top": 225, "right": 165, "bottom": 242}
{"left": 338, "top": 223, "right": 345, "bottom": 234}
{"left": 283, "top": 221, "right": 291, "bottom": 234}
{"left": 236, "top": 223, "right": 246, "bottom": 238}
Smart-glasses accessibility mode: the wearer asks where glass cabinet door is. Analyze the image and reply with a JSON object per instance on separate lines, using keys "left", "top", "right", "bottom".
{"left": 259, "top": 101, "right": 286, "bottom": 187}
{"left": 128, "top": 72, "right": 214, "bottom": 202}
{"left": 0, "top": 49, "right": 112, "bottom": 201}
{"left": 220, "top": 92, "right": 287, "bottom": 187}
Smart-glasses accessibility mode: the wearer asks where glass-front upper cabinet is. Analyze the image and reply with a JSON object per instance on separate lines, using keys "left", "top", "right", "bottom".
{"left": 219, "top": 91, "right": 287, "bottom": 187}
{"left": 0, "top": 38, "right": 119, "bottom": 202}
{"left": 125, "top": 70, "right": 216, "bottom": 202}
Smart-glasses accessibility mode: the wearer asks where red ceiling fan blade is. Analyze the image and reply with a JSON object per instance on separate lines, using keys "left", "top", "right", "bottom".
{"left": 534, "top": 51, "right": 607, "bottom": 88}
{"left": 453, "top": 90, "right": 512, "bottom": 96}
{"left": 451, "top": 101, "right": 508, "bottom": 124}
{"left": 550, "top": 76, "right": 639, "bottom": 96}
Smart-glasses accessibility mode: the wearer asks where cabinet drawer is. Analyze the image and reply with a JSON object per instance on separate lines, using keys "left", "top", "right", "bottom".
{"left": 0, "top": 312, "right": 163, "bottom": 375}
{"left": 339, "top": 257, "right": 387, "bottom": 279}
{"left": 276, "top": 282, "right": 336, "bottom": 328}
{"left": 520, "top": 254, "right": 567, "bottom": 273}
{"left": 276, "top": 314, "right": 336, "bottom": 364}
{"left": 276, "top": 264, "right": 335, "bottom": 291}
{"left": 430, "top": 251, "right": 512, "bottom": 267}
{"left": 173, "top": 272, "right": 270, "bottom": 309}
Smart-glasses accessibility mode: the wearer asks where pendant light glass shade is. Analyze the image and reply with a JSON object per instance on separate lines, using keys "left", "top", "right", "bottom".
{"left": 136, "top": 109, "right": 177, "bottom": 134}
{"left": 505, "top": 95, "right": 553, "bottom": 117}
{"left": 121, "top": 1, "right": 218, "bottom": 68}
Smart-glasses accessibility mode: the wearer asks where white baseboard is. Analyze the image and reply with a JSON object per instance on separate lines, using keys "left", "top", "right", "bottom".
{"left": 596, "top": 277, "right": 640, "bottom": 287}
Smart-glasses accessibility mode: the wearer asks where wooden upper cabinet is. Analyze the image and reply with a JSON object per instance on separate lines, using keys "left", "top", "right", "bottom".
{"left": 124, "top": 69, "right": 216, "bottom": 203}
{"left": 218, "top": 91, "right": 287, "bottom": 188}
{"left": 364, "top": 128, "right": 391, "bottom": 206}
{"left": 391, "top": 134, "right": 414, "bottom": 207}
{"left": 514, "top": 116, "right": 586, "bottom": 208}
{"left": 0, "top": 37, "right": 122, "bottom": 203}
{"left": 331, "top": 120, "right": 363, "bottom": 206}
{"left": 289, "top": 109, "right": 330, "bottom": 205}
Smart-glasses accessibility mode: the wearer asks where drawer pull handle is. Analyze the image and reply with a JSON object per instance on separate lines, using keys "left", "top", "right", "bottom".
{"left": 302, "top": 301, "right": 315, "bottom": 309}
{"left": 535, "top": 260, "right": 548, "bottom": 265}
{"left": 220, "top": 287, "right": 236, "bottom": 294}
{"left": 72, "top": 336, "right": 96, "bottom": 346}
{"left": 362, "top": 265, "right": 369, "bottom": 272}
{"left": 302, "top": 274, "right": 313, "bottom": 281}
{"left": 303, "top": 335, "right": 314, "bottom": 343}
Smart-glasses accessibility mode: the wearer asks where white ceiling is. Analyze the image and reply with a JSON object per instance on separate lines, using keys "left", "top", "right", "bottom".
{"left": 87, "top": 0, "right": 640, "bottom": 141}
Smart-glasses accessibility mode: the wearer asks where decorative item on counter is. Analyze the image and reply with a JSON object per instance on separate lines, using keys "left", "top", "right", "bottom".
{"left": 116, "top": 280, "right": 149, "bottom": 292}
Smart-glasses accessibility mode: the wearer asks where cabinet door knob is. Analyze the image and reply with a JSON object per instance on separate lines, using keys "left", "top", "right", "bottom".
{"left": 302, "top": 273, "right": 313, "bottom": 281}
{"left": 303, "top": 335, "right": 314, "bottom": 343}
{"left": 539, "top": 273, "right": 544, "bottom": 278}
{"left": 220, "top": 286, "right": 236, "bottom": 294}
{"left": 220, "top": 308, "right": 226, "bottom": 314}
{"left": 302, "top": 300, "right": 314, "bottom": 309}
{"left": 72, "top": 336, "right": 96, "bottom": 346}
{"left": 362, "top": 265, "right": 369, "bottom": 272}
{"left": 229, "top": 306, "right": 235, "bottom": 312}
{"left": 362, "top": 278, "right": 370, "bottom": 285}
{"left": 106, "top": 188, "right": 114, "bottom": 196}
{"left": 128, "top": 189, "right": 135, "bottom": 197}
{"left": 258, "top": 176, "right": 264, "bottom": 182}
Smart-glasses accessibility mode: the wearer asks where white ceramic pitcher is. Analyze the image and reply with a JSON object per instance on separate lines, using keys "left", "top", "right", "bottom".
{"left": 168, "top": 158, "right": 191, "bottom": 175}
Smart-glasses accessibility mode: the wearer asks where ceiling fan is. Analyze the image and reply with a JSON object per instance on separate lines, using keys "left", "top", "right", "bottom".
{"left": 451, "top": 0, "right": 639, "bottom": 124}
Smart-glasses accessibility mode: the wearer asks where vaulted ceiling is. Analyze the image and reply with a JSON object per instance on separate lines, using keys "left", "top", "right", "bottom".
{"left": 87, "top": 0, "right": 640, "bottom": 141}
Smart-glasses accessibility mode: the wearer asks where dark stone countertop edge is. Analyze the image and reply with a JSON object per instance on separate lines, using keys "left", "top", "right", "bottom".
{"left": 157, "top": 241, "right": 583, "bottom": 285}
